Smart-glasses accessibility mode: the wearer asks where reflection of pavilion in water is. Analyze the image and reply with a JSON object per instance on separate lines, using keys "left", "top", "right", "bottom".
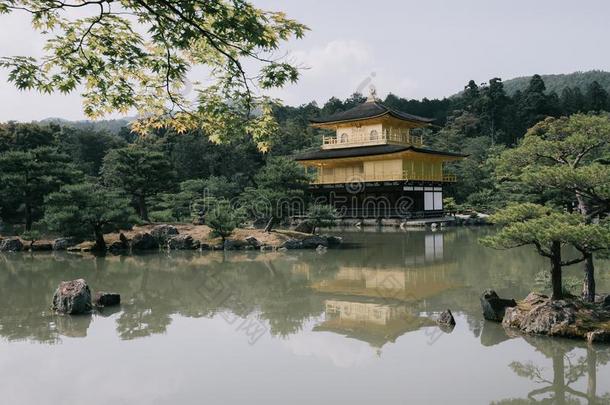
{"left": 314, "top": 299, "right": 435, "bottom": 348}
{"left": 311, "top": 233, "right": 454, "bottom": 302}
{"left": 308, "top": 233, "right": 455, "bottom": 347}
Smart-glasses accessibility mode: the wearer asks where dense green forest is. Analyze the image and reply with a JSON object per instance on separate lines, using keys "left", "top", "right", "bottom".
{"left": 501, "top": 70, "right": 610, "bottom": 96}
{"left": 2, "top": 72, "right": 610, "bottom": 234}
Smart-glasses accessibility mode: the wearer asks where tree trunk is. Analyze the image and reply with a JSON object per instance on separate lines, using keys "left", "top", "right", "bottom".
{"left": 24, "top": 201, "right": 32, "bottom": 231}
{"left": 582, "top": 252, "right": 595, "bottom": 303}
{"left": 137, "top": 195, "right": 149, "bottom": 222}
{"left": 576, "top": 193, "right": 596, "bottom": 301}
{"left": 550, "top": 241, "right": 563, "bottom": 301}
{"left": 93, "top": 227, "right": 106, "bottom": 252}
{"left": 264, "top": 217, "right": 276, "bottom": 233}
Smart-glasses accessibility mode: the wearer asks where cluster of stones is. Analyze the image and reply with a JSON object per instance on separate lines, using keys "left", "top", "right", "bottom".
{"left": 0, "top": 225, "right": 345, "bottom": 255}
{"left": 481, "top": 289, "right": 610, "bottom": 344}
{"left": 51, "top": 279, "right": 120, "bottom": 315}
{"left": 109, "top": 225, "right": 343, "bottom": 253}
{"left": 0, "top": 236, "right": 77, "bottom": 252}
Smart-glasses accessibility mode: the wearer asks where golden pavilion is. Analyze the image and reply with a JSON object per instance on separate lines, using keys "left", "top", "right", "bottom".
{"left": 295, "top": 89, "right": 466, "bottom": 218}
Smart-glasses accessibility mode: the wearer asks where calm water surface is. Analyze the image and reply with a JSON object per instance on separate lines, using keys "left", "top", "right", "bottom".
{"left": 1, "top": 227, "right": 610, "bottom": 404}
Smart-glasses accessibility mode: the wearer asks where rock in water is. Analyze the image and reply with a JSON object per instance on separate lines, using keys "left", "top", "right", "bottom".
{"left": 150, "top": 224, "right": 179, "bottom": 244}
{"left": 108, "top": 240, "right": 127, "bottom": 254}
{"left": 281, "top": 239, "right": 303, "bottom": 249}
{"left": 31, "top": 242, "right": 53, "bottom": 251}
{"left": 108, "top": 233, "right": 129, "bottom": 254}
{"left": 168, "top": 234, "right": 198, "bottom": 250}
{"left": 0, "top": 238, "right": 23, "bottom": 252}
{"left": 223, "top": 238, "right": 248, "bottom": 250}
{"left": 501, "top": 292, "right": 607, "bottom": 340}
{"left": 52, "top": 237, "right": 76, "bottom": 251}
{"left": 130, "top": 232, "right": 158, "bottom": 250}
{"left": 52, "top": 279, "right": 92, "bottom": 315}
{"left": 93, "top": 292, "right": 121, "bottom": 307}
{"left": 480, "top": 289, "right": 516, "bottom": 322}
{"left": 301, "top": 235, "right": 328, "bottom": 249}
{"left": 294, "top": 220, "right": 314, "bottom": 234}
{"left": 245, "top": 236, "right": 262, "bottom": 248}
{"left": 437, "top": 309, "right": 456, "bottom": 326}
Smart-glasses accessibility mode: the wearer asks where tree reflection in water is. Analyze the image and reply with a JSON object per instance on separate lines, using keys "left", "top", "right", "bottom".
{"left": 489, "top": 334, "right": 610, "bottom": 404}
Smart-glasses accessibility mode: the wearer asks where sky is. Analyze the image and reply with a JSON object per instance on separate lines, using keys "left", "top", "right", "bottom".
{"left": 1, "top": 0, "right": 610, "bottom": 121}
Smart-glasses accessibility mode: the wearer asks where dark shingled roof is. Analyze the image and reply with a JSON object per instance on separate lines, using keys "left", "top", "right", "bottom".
{"left": 310, "top": 100, "right": 435, "bottom": 125}
{"left": 294, "top": 144, "right": 468, "bottom": 161}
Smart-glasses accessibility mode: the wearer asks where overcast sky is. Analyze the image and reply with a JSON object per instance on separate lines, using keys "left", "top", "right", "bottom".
{"left": 1, "top": 0, "right": 610, "bottom": 121}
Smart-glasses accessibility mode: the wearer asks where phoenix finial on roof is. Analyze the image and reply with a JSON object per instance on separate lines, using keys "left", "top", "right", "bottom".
{"left": 366, "top": 85, "right": 377, "bottom": 102}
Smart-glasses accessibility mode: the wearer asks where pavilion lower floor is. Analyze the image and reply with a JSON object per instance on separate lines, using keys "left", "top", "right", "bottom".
{"left": 307, "top": 180, "right": 445, "bottom": 219}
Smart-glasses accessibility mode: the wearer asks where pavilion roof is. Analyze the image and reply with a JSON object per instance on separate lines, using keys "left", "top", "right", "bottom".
{"left": 294, "top": 144, "right": 468, "bottom": 161}
{"left": 310, "top": 100, "right": 435, "bottom": 126}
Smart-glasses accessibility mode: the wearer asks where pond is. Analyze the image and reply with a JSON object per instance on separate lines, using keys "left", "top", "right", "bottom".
{"left": 1, "top": 227, "right": 609, "bottom": 404}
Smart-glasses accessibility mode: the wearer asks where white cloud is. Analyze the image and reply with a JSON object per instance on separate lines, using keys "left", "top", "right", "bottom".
{"left": 292, "top": 40, "right": 372, "bottom": 78}
{"left": 268, "top": 39, "right": 420, "bottom": 106}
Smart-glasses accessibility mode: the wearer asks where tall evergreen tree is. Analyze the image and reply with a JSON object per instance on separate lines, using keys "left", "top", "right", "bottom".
{"left": 101, "top": 146, "right": 175, "bottom": 221}
{"left": 560, "top": 86, "right": 586, "bottom": 115}
{"left": 45, "top": 182, "right": 136, "bottom": 251}
{"left": 586, "top": 81, "right": 609, "bottom": 111}
{"left": 0, "top": 147, "right": 79, "bottom": 230}
{"left": 479, "top": 78, "right": 509, "bottom": 144}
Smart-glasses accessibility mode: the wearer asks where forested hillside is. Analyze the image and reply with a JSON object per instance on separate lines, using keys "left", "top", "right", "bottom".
{"left": 502, "top": 70, "right": 610, "bottom": 95}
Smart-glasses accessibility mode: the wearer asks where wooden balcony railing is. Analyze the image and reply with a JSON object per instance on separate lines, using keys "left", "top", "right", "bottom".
{"left": 322, "top": 129, "right": 423, "bottom": 149}
{"left": 311, "top": 171, "right": 457, "bottom": 184}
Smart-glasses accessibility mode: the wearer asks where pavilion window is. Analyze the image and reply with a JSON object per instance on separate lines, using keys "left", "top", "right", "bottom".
{"left": 424, "top": 189, "right": 443, "bottom": 211}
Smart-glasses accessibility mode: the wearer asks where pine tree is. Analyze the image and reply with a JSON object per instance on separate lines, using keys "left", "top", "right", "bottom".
{"left": 586, "top": 81, "right": 609, "bottom": 111}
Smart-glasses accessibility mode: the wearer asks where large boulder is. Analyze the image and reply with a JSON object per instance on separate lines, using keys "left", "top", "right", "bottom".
{"left": 107, "top": 241, "right": 127, "bottom": 254}
{"left": 168, "top": 234, "right": 199, "bottom": 250}
{"left": 130, "top": 232, "right": 158, "bottom": 250}
{"left": 93, "top": 292, "right": 121, "bottom": 307}
{"left": 224, "top": 238, "right": 248, "bottom": 250}
{"left": 294, "top": 220, "right": 314, "bottom": 234}
{"left": 480, "top": 289, "right": 517, "bottom": 322}
{"left": 150, "top": 224, "right": 179, "bottom": 244}
{"left": 503, "top": 292, "right": 610, "bottom": 340}
{"left": 108, "top": 233, "right": 129, "bottom": 254}
{"left": 31, "top": 241, "right": 53, "bottom": 251}
{"left": 52, "top": 237, "right": 76, "bottom": 251}
{"left": 281, "top": 239, "right": 303, "bottom": 249}
{"left": 245, "top": 236, "right": 262, "bottom": 249}
{"left": 503, "top": 293, "right": 577, "bottom": 335}
{"left": 52, "top": 279, "right": 92, "bottom": 315}
{"left": 0, "top": 238, "right": 23, "bottom": 252}
{"left": 301, "top": 235, "right": 328, "bottom": 249}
